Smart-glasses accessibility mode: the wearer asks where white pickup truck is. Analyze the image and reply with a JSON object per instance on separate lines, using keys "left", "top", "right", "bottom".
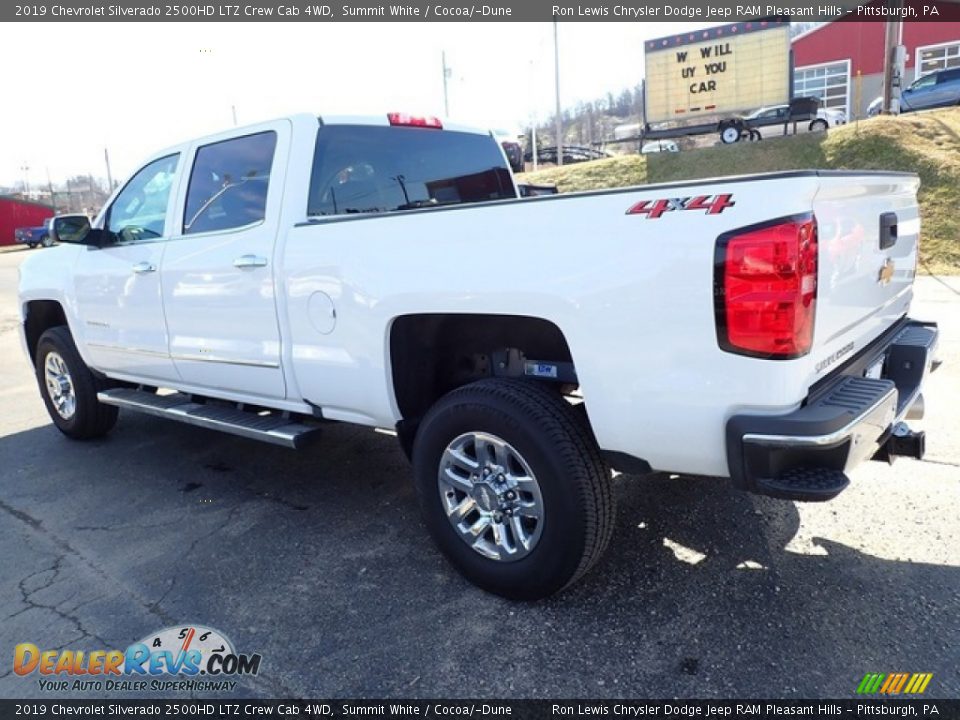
{"left": 19, "top": 113, "right": 939, "bottom": 599}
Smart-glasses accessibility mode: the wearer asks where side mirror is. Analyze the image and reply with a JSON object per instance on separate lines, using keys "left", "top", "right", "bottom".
{"left": 50, "top": 216, "right": 114, "bottom": 247}
{"left": 51, "top": 215, "right": 91, "bottom": 244}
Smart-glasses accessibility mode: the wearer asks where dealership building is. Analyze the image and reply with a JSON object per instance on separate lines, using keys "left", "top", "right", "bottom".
{"left": 792, "top": 22, "right": 960, "bottom": 119}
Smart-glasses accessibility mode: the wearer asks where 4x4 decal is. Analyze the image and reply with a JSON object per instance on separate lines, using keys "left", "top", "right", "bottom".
{"left": 627, "top": 194, "right": 735, "bottom": 219}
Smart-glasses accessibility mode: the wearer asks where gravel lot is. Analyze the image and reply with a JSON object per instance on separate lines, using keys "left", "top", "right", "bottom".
{"left": 0, "top": 245, "right": 957, "bottom": 700}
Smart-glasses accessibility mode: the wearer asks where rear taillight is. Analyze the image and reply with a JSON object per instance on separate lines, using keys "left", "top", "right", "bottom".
{"left": 715, "top": 214, "right": 818, "bottom": 359}
{"left": 387, "top": 112, "right": 442, "bottom": 129}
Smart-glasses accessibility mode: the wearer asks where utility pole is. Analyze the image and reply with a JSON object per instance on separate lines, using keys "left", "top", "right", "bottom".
{"left": 104, "top": 148, "right": 114, "bottom": 191}
{"left": 553, "top": 20, "right": 563, "bottom": 166}
{"left": 442, "top": 51, "right": 451, "bottom": 117}
{"left": 46, "top": 167, "right": 56, "bottom": 211}
{"left": 881, "top": 2, "right": 904, "bottom": 114}
{"left": 528, "top": 58, "right": 539, "bottom": 172}
{"left": 532, "top": 124, "right": 538, "bottom": 172}
{"left": 20, "top": 163, "right": 30, "bottom": 198}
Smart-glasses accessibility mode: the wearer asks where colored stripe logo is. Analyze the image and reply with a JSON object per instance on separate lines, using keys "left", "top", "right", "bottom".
{"left": 857, "top": 673, "right": 933, "bottom": 694}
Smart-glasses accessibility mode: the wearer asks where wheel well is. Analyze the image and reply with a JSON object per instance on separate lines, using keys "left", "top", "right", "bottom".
{"left": 24, "top": 300, "right": 67, "bottom": 362}
{"left": 389, "top": 314, "right": 575, "bottom": 425}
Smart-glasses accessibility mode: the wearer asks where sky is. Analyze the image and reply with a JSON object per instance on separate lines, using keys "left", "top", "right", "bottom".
{"left": 0, "top": 21, "right": 715, "bottom": 187}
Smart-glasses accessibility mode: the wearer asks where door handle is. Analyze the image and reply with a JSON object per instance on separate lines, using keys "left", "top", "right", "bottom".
{"left": 132, "top": 261, "right": 156, "bottom": 274}
{"left": 233, "top": 255, "right": 268, "bottom": 269}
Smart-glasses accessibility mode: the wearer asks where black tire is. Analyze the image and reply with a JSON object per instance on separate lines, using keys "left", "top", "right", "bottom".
{"left": 809, "top": 119, "right": 828, "bottom": 132}
{"left": 412, "top": 378, "right": 614, "bottom": 600}
{"left": 34, "top": 326, "right": 118, "bottom": 440}
{"left": 27, "top": 243, "right": 37, "bottom": 249}
{"left": 40, "top": 234, "right": 53, "bottom": 248}
{"left": 749, "top": 129, "right": 762, "bottom": 142}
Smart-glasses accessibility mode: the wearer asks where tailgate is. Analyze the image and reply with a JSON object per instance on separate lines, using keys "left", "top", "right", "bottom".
{"left": 804, "top": 172, "right": 920, "bottom": 385}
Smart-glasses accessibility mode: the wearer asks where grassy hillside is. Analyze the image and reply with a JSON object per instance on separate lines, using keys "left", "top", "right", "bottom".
{"left": 520, "top": 108, "right": 960, "bottom": 273}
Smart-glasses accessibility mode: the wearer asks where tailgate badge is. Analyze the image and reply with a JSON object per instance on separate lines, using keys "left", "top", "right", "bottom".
{"left": 878, "top": 258, "right": 895, "bottom": 285}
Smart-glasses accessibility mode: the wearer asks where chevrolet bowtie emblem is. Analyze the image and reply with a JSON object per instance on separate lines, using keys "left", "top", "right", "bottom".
{"left": 879, "top": 258, "right": 895, "bottom": 285}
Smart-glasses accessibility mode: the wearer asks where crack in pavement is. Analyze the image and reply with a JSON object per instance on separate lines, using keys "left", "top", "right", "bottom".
{"left": 921, "top": 457, "right": 960, "bottom": 469}
{"left": 74, "top": 519, "right": 183, "bottom": 532}
{"left": 0, "top": 497, "right": 179, "bottom": 627}
{"left": 10, "top": 556, "right": 110, "bottom": 646}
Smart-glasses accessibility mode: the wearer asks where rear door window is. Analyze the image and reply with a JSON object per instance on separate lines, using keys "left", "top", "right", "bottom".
{"left": 307, "top": 125, "right": 514, "bottom": 217}
{"left": 183, "top": 131, "right": 277, "bottom": 235}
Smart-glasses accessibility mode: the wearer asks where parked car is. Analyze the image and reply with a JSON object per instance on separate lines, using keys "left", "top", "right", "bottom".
{"left": 867, "top": 96, "right": 884, "bottom": 117}
{"left": 641, "top": 140, "right": 679, "bottom": 154}
{"left": 516, "top": 182, "right": 558, "bottom": 197}
{"left": 819, "top": 107, "right": 847, "bottom": 126}
{"left": 494, "top": 129, "right": 524, "bottom": 173}
{"left": 522, "top": 145, "right": 610, "bottom": 164}
{"left": 22, "top": 112, "right": 938, "bottom": 599}
{"left": 744, "top": 104, "right": 833, "bottom": 138}
{"left": 14, "top": 219, "right": 53, "bottom": 248}
{"left": 900, "top": 68, "right": 960, "bottom": 112}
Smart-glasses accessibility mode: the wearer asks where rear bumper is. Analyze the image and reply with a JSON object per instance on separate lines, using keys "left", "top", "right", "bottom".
{"left": 726, "top": 318, "right": 939, "bottom": 501}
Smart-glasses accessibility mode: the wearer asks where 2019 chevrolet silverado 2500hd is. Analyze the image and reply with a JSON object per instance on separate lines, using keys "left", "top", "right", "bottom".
{"left": 18, "top": 113, "right": 939, "bottom": 599}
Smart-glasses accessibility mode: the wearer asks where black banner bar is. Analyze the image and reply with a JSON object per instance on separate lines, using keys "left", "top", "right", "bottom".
{"left": 5, "top": 0, "right": 960, "bottom": 22}
{"left": 1, "top": 699, "right": 957, "bottom": 719}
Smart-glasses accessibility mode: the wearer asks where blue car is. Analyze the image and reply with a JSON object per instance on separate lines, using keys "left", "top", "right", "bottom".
{"left": 900, "top": 67, "right": 960, "bottom": 112}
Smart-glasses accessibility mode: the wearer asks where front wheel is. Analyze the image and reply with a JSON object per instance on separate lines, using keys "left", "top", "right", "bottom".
{"left": 35, "top": 326, "right": 118, "bottom": 439}
{"left": 412, "top": 379, "right": 614, "bottom": 600}
{"left": 40, "top": 234, "right": 53, "bottom": 247}
{"left": 809, "top": 118, "right": 828, "bottom": 132}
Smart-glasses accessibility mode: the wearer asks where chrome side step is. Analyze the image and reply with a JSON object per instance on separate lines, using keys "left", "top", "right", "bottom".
{"left": 97, "top": 388, "right": 321, "bottom": 449}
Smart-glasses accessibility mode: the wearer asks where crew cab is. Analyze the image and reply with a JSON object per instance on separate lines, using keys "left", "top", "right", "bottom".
{"left": 18, "top": 113, "right": 939, "bottom": 599}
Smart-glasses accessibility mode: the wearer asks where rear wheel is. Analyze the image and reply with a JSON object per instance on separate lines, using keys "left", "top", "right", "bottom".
{"left": 27, "top": 243, "right": 37, "bottom": 249}
{"left": 35, "top": 326, "right": 118, "bottom": 439}
{"left": 412, "top": 379, "right": 614, "bottom": 600}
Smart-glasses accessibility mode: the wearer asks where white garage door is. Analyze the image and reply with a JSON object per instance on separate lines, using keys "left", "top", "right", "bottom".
{"left": 916, "top": 42, "right": 960, "bottom": 78}
{"left": 794, "top": 60, "right": 850, "bottom": 116}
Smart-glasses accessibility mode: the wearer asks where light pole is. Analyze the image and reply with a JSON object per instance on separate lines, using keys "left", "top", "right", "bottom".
{"left": 20, "top": 163, "right": 31, "bottom": 198}
{"left": 104, "top": 148, "right": 114, "bottom": 191}
{"left": 553, "top": 20, "right": 563, "bottom": 166}
{"left": 442, "top": 51, "right": 451, "bottom": 117}
{"left": 46, "top": 167, "right": 56, "bottom": 211}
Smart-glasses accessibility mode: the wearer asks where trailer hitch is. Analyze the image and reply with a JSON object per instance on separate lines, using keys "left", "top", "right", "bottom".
{"left": 874, "top": 422, "right": 926, "bottom": 463}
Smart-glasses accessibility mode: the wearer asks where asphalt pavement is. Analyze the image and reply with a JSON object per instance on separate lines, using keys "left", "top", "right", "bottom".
{"left": 0, "top": 245, "right": 957, "bottom": 700}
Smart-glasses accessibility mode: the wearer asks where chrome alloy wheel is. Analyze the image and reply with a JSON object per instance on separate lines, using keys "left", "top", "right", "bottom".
{"left": 437, "top": 432, "right": 545, "bottom": 562}
{"left": 44, "top": 351, "right": 76, "bottom": 419}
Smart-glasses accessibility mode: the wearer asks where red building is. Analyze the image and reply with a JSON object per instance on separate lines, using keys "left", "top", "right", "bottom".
{"left": 792, "top": 19, "right": 960, "bottom": 119}
{"left": 0, "top": 196, "right": 55, "bottom": 246}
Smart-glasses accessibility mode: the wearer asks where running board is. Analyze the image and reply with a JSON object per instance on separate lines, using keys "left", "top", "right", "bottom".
{"left": 97, "top": 388, "right": 321, "bottom": 449}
